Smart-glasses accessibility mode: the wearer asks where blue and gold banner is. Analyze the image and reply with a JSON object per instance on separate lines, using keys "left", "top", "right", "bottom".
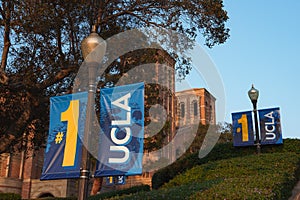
{"left": 259, "top": 107, "right": 282, "bottom": 145}
{"left": 41, "top": 92, "right": 87, "bottom": 180}
{"left": 232, "top": 111, "right": 254, "bottom": 146}
{"left": 95, "top": 82, "right": 144, "bottom": 177}
{"left": 105, "top": 176, "right": 126, "bottom": 185}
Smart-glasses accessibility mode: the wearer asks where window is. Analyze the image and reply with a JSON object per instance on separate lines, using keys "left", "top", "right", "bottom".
{"left": 193, "top": 101, "right": 198, "bottom": 116}
{"left": 180, "top": 103, "right": 185, "bottom": 118}
{"left": 210, "top": 105, "right": 213, "bottom": 121}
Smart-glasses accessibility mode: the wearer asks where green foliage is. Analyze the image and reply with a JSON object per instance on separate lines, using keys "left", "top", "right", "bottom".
{"left": 35, "top": 197, "right": 76, "bottom": 200}
{"left": 163, "top": 152, "right": 299, "bottom": 199}
{"left": 0, "top": 193, "right": 21, "bottom": 200}
{"left": 152, "top": 139, "right": 300, "bottom": 189}
{"left": 33, "top": 185, "right": 150, "bottom": 200}
{"left": 35, "top": 139, "right": 300, "bottom": 199}
{"left": 88, "top": 185, "right": 151, "bottom": 200}
{"left": 88, "top": 153, "right": 300, "bottom": 199}
{"left": 100, "top": 140, "right": 300, "bottom": 199}
{"left": 104, "top": 180, "right": 222, "bottom": 200}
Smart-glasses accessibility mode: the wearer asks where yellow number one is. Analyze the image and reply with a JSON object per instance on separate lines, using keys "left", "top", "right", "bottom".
{"left": 61, "top": 100, "right": 79, "bottom": 167}
{"left": 238, "top": 114, "right": 249, "bottom": 142}
{"left": 109, "top": 176, "right": 113, "bottom": 184}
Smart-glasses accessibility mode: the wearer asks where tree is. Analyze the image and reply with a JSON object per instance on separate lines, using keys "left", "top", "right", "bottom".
{"left": 0, "top": 0, "right": 229, "bottom": 153}
{"left": 217, "top": 122, "right": 233, "bottom": 143}
{"left": 0, "top": 0, "right": 89, "bottom": 153}
{"left": 0, "top": 0, "right": 229, "bottom": 195}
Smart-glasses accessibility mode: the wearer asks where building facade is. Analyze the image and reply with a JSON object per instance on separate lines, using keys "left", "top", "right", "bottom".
{"left": 0, "top": 148, "right": 78, "bottom": 199}
{"left": 176, "top": 88, "right": 216, "bottom": 127}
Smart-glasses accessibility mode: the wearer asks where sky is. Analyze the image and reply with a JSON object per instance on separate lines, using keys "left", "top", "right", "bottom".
{"left": 178, "top": 0, "right": 300, "bottom": 139}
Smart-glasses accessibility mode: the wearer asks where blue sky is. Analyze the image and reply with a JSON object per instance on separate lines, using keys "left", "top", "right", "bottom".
{"left": 179, "top": 1, "right": 300, "bottom": 138}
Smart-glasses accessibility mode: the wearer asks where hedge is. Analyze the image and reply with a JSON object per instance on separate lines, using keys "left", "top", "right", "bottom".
{"left": 104, "top": 152, "right": 300, "bottom": 199}
{"left": 163, "top": 152, "right": 300, "bottom": 199}
{"left": 88, "top": 184, "right": 150, "bottom": 200}
{"left": 0, "top": 193, "right": 21, "bottom": 200}
{"left": 152, "top": 139, "right": 300, "bottom": 189}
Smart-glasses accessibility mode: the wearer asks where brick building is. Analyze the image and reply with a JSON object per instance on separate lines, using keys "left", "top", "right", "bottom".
{"left": 0, "top": 147, "right": 78, "bottom": 199}
{"left": 176, "top": 88, "right": 216, "bottom": 127}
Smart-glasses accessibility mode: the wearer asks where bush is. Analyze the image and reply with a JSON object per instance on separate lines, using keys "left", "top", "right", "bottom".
{"left": 35, "top": 197, "right": 76, "bottom": 200}
{"left": 0, "top": 193, "right": 21, "bottom": 200}
{"left": 111, "top": 152, "right": 299, "bottom": 199}
{"left": 88, "top": 184, "right": 151, "bottom": 200}
{"left": 92, "top": 152, "right": 300, "bottom": 199}
{"left": 152, "top": 139, "right": 300, "bottom": 189}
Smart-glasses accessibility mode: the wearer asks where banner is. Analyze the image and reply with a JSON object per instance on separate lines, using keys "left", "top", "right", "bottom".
{"left": 41, "top": 92, "right": 87, "bottom": 180}
{"left": 95, "top": 82, "right": 144, "bottom": 177}
{"left": 232, "top": 111, "right": 254, "bottom": 146}
{"left": 106, "top": 176, "right": 126, "bottom": 185}
{"left": 259, "top": 107, "right": 282, "bottom": 145}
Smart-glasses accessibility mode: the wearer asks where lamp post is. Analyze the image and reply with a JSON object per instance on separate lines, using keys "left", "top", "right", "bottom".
{"left": 248, "top": 84, "right": 261, "bottom": 154}
{"left": 78, "top": 25, "right": 106, "bottom": 200}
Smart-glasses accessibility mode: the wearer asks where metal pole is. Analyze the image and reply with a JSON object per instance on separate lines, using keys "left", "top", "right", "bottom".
{"left": 252, "top": 100, "right": 261, "bottom": 154}
{"left": 78, "top": 63, "right": 96, "bottom": 200}
{"left": 79, "top": 24, "right": 106, "bottom": 199}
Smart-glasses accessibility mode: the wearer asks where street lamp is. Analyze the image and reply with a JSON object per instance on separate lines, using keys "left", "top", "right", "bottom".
{"left": 79, "top": 25, "right": 106, "bottom": 200}
{"left": 248, "top": 84, "right": 261, "bottom": 154}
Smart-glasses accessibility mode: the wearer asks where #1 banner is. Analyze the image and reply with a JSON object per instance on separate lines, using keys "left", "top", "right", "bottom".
{"left": 41, "top": 92, "right": 87, "bottom": 180}
{"left": 95, "top": 82, "right": 144, "bottom": 177}
{"left": 232, "top": 111, "right": 255, "bottom": 146}
{"left": 259, "top": 107, "right": 283, "bottom": 145}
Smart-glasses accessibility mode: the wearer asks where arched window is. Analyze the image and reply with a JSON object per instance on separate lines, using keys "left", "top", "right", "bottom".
{"left": 39, "top": 193, "right": 54, "bottom": 198}
{"left": 180, "top": 103, "right": 185, "bottom": 118}
{"left": 193, "top": 101, "right": 198, "bottom": 116}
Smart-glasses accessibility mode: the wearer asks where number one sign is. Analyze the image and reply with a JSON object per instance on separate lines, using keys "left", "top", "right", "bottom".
{"left": 61, "top": 100, "right": 79, "bottom": 167}
{"left": 231, "top": 107, "right": 282, "bottom": 147}
{"left": 41, "top": 92, "right": 87, "bottom": 180}
{"left": 232, "top": 111, "right": 255, "bottom": 146}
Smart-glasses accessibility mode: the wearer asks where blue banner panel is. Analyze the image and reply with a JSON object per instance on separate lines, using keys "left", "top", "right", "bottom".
{"left": 232, "top": 111, "right": 254, "bottom": 146}
{"left": 259, "top": 107, "right": 282, "bottom": 145}
{"left": 41, "top": 92, "right": 87, "bottom": 180}
{"left": 105, "top": 176, "right": 126, "bottom": 185}
{"left": 95, "top": 82, "right": 144, "bottom": 177}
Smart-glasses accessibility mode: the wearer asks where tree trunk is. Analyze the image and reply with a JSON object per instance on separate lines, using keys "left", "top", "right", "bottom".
{"left": 90, "top": 177, "right": 103, "bottom": 195}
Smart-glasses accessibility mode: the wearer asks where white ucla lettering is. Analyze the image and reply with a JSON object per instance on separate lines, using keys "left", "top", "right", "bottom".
{"left": 109, "top": 93, "right": 132, "bottom": 164}
{"left": 265, "top": 125, "right": 275, "bottom": 133}
{"left": 112, "top": 93, "right": 131, "bottom": 111}
{"left": 108, "top": 146, "right": 129, "bottom": 164}
{"left": 112, "top": 93, "right": 131, "bottom": 125}
{"left": 112, "top": 112, "right": 131, "bottom": 125}
{"left": 110, "top": 127, "right": 131, "bottom": 145}
{"left": 264, "top": 111, "right": 276, "bottom": 140}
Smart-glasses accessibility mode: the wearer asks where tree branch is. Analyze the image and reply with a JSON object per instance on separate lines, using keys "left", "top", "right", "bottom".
{"left": 0, "top": 1, "right": 11, "bottom": 82}
{"left": 37, "top": 64, "right": 79, "bottom": 90}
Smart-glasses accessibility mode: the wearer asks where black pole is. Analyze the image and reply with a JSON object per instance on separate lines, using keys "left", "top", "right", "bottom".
{"left": 78, "top": 63, "right": 96, "bottom": 200}
{"left": 252, "top": 100, "right": 261, "bottom": 154}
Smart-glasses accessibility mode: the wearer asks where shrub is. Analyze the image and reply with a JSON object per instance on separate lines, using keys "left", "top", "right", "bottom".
{"left": 0, "top": 193, "right": 21, "bottom": 200}
{"left": 88, "top": 184, "right": 151, "bottom": 200}
{"left": 35, "top": 197, "right": 76, "bottom": 200}
{"left": 93, "top": 151, "right": 300, "bottom": 199}
{"left": 152, "top": 139, "right": 300, "bottom": 189}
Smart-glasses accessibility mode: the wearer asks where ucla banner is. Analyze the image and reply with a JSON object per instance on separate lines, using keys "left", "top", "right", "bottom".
{"left": 232, "top": 111, "right": 255, "bottom": 146}
{"left": 41, "top": 92, "right": 87, "bottom": 180}
{"left": 95, "top": 82, "right": 144, "bottom": 177}
{"left": 259, "top": 107, "right": 282, "bottom": 145}
{"left": 106, "top": 176, "right": 126, "bottom": 185}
